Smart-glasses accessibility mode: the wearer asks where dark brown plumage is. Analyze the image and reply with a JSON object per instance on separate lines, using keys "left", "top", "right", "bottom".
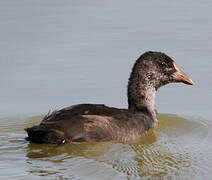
{"left": 25, "top": 51, "right": 194, "bottom": 144}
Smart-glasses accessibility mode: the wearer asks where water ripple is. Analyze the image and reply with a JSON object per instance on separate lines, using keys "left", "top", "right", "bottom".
{"left": 1, "top": 114, "right": 212, "bottom": 179}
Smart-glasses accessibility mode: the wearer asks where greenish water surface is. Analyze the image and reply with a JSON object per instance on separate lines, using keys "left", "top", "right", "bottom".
{"left": 1, "top": 114, "right": 212, "bottom": 179}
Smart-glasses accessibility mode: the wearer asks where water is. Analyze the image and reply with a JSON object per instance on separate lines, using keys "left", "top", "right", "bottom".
{"left": 1, "top": 115, "right": 212, "bottom": 179}
{"left": 0, "top": 0, "right": 212, "bottom": 179}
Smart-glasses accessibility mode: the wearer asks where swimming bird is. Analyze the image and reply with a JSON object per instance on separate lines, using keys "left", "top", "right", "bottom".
{"left": 25, "top": 51, "right": 194, "bottom": 144}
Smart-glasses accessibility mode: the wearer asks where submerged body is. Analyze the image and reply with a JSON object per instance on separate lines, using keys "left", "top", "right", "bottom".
{"left": 26, "top": 51, "right": 194, "bottom": 144}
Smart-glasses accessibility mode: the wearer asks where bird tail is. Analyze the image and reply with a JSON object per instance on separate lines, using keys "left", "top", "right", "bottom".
{"left": 25, "top": 125, "right": 49, "bottom": 143}
{"left": 26, "top": 123, "right": 68, "bottom": 144}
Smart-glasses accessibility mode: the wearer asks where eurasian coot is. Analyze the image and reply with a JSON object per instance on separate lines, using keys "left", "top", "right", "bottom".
{"left": 26, "top": 51, "right": 194, "bottom": 144}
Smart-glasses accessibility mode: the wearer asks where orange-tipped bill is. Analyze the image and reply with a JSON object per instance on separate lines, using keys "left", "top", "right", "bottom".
{"left": 172, "top": 63, "right": 194, "bottom": 85}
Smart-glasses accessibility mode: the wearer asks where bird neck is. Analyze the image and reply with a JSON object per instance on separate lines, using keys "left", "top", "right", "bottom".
{"left": 127, "top": 78, "right": 158, "bottom": 129}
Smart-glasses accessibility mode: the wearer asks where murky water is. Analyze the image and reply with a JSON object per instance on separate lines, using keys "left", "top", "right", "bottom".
{"left": 1, "top": 115, "right": 212, "bottom": 179}
{"left": 1, "top": 0, "right": 212, "bottom": 179}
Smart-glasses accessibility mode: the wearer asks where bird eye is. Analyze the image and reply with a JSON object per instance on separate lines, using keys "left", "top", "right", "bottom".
{"left": 147, "top": 74, "right": 152, "bottom": 79}
{"left": 161, "top": 62, "right": 166, "bottom": 66}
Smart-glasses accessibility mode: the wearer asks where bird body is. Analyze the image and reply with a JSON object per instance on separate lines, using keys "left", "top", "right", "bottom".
{"left": 26, "top": 104, "right": 153, "bottom": 144}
